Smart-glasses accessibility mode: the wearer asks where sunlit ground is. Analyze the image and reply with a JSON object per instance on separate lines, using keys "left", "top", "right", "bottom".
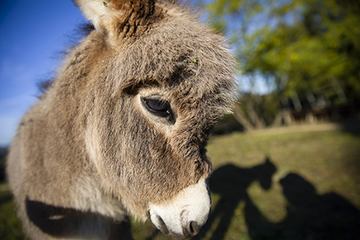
{"left": 1, "top": 123, "right": 360, "bottom": 239}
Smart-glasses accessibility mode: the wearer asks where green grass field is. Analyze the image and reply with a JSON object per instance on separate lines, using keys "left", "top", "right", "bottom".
{"left": 1, "top": 123, "right": 360, "bottom": 239}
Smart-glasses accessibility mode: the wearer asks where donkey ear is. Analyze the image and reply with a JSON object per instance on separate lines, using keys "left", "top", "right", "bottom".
{"left": 75, "top": 0, "right": 157, "bottom": 37}
{"left": 75, "top": 0, "right": 109, "bottom": 29}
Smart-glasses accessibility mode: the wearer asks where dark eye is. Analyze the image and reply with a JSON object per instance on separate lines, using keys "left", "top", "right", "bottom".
{"left": 141, "top": 97, "right": 174, "bottom": 121}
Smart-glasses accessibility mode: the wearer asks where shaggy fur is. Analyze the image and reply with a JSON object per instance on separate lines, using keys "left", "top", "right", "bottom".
{"left": 6, "top": 0, "right": 236, "bottom": 239}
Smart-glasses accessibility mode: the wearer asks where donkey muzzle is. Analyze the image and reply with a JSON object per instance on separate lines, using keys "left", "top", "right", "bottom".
{"left": 149, "top": 178, "right": 210, "bottom": 238}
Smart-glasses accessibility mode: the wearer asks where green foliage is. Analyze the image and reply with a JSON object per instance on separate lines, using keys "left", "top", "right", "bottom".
{"left": 206, "top": 0, "right": 360, "bottom": 102}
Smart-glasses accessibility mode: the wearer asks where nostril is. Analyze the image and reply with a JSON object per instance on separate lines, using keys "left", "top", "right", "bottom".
{"left": 189, "top": 221, "right": 200, "bottom": 235}
{"left": 185, "top": 221, "right": 200, "bottom": 237}
{"left": 156, "top": 215, "right": 169, "bottom": 234}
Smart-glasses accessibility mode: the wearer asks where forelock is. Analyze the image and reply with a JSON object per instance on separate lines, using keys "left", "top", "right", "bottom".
{"left": 108, "top": 6, "right": 236, "bottom": 113}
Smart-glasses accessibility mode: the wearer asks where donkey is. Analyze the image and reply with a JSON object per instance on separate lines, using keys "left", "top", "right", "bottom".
{"left": 6, "top": 0, "right": 236, "bottom": 239}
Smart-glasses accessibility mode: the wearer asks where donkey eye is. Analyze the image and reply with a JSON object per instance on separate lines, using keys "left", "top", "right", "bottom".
{"left": 141, "top": 97, "right": 173, "bottom": 120}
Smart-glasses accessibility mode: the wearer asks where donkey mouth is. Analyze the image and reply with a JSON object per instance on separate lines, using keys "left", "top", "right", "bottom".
{"left": 150, "top": 212, "right": 200, "bottom": 238}
{"left": 148, "top": 178, "right": 210, "bottom": 238}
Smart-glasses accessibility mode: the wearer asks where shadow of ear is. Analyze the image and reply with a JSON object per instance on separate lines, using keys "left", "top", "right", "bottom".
{"left": 25, "top": 198, "right": 132, "bottom": 240}
{"left": 258, "top": 156, "right": 277, "bottom": 190}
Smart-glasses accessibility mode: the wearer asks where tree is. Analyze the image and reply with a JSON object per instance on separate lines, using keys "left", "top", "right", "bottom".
{"left": 200, "top": 0, "right": 360, "bottom": 127}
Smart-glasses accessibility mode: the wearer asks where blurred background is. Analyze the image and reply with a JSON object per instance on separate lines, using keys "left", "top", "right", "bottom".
{"left": 1, "top": 0, "right": 360, "bottom": 239}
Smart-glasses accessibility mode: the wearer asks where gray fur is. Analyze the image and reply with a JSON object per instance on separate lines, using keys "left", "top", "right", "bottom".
{"left": 6, "top": 1, "right": 236, "bottom": 239}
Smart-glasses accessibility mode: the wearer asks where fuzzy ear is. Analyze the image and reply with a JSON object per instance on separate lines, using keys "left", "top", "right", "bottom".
{"left": 75, "top": 0, "right": 157, "bottom": 37}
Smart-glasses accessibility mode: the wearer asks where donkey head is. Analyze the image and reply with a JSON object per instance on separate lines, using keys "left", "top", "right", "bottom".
{"left": 76, "top": 0, "right": 235, "bottom": 237}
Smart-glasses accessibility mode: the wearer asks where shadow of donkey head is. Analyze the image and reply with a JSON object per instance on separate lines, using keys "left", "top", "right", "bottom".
{"left": 209, "top": 156, "right": 277, "bottom": 198}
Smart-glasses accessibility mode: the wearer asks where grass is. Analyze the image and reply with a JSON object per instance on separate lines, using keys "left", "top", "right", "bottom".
{"left": 1, "top": 123, "right": 360, "bottom": 239}
{"left": 0, "top": 184, "right": 25, "bottom": 240}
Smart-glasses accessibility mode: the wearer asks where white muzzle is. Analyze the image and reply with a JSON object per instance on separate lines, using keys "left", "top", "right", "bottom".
{"left": 149, "top": 178, "right": 210, "bottom": 238}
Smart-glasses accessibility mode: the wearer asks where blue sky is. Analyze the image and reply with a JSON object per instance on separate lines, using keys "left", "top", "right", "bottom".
{"left": 0, "top": 0, "right": 86, "bottom": 145}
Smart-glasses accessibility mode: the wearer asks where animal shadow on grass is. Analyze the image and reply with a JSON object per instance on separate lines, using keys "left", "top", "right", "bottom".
{"left": 25, "top": 198, "right": 133, "bottom": 240}
{"left": 194, "top": 156, "right": 277, "bottom": 240}
{"left": 244, "top": 173, "right": 360, "bottom": 240}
